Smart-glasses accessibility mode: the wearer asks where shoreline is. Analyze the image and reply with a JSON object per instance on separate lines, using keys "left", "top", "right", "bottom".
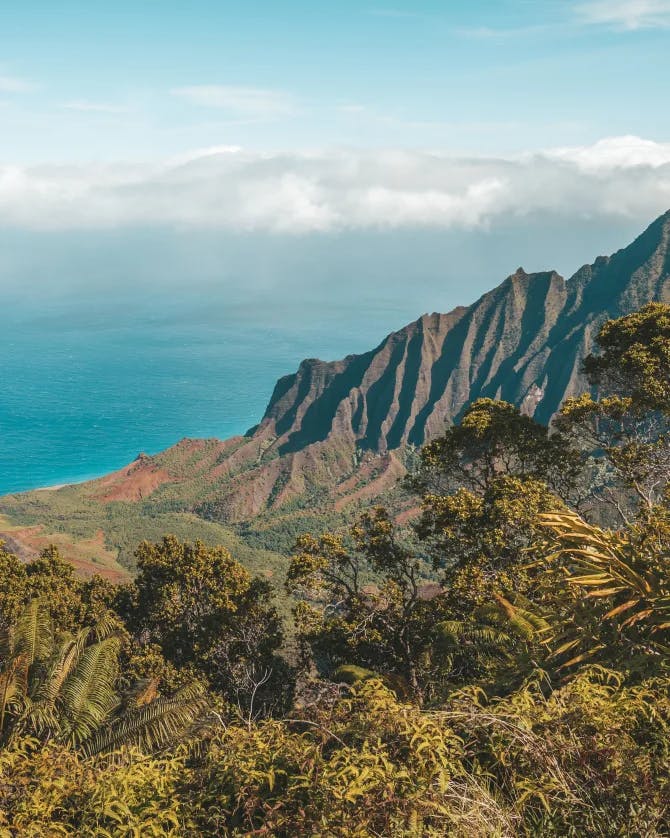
{"left": 12, "top": 472, "right": 105, "bottom": 496}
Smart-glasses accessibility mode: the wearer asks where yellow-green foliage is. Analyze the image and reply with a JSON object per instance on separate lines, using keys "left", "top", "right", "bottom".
{"left": 543, "top": 510, "right": 670, "bottom": 628}
{"left": 419, "top": 475, "right": 565, "bottom": 603}
{"left": 1, "top": 667, "right": 669, "bottom": 837}
{"left": 453, "top": 666, "right": 670, "bottom": 835}
{"left": 178, "top": 671, "right": 670, "bottom": 837}
{"left": 0, "top": 738, "right": 186, "bottom": 837}
{"left": 186, "top": 678, "right": 465, "bottom": 837}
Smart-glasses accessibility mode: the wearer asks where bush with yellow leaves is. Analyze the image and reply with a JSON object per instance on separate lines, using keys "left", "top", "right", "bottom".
{"left": 0, "top": 737, "right": 187, "bottom": 837}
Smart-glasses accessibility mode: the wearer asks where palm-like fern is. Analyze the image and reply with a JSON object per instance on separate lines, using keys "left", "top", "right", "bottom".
{"left": 0, "top": 597, "right": 52, "bottom": 735}
{"left": 436, "top": 595, "right": 552, "bottom": 689}
{"left": 58, "top": 635, "right": 122, "bottom": 745}
{"left": 85, "top": 681, "right": 208, "bottom": 755}
{"left": 439, "top": 595, "right": 551, "bottom": 651}
{"left": 540, "top": 512, "right": 670, "bottom": 632}
{"left": 539, "top": 511, "right": 670, "bottom": 667}
{"left": 13, "top": 597, "right": 52, "bottom": 663}
{"left": 1, "top": 599, "right": 208, "bottom": 753}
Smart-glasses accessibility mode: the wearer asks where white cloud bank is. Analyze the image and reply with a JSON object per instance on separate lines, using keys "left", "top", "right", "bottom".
{"left": 0, "top": 136, "right": 669, "bottom": 233}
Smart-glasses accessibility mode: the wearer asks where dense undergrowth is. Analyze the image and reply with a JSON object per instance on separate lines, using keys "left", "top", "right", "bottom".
{"left": 1, "top": 304, "right": 670, "bottom": 836}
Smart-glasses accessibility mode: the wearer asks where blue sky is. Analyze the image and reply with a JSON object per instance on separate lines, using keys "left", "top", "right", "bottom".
{"left": 1, "top": 0, "right": 669, "bottom": 161}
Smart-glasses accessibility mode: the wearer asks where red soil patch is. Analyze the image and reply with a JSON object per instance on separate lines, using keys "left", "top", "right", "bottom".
{"left": 335, "top": 458, "right": 383, "bottom": 496}
{"left": 334, "top": 455, "right": 406, "bottom": 511}
{"left": 394, "top": 504, "right": 422, "bottom": 525}
{"left": 418, "top": 582, "right": 444, "bottom": 601}
{"left": 95, "top": 460, "right": 173, "bottom": 503}
{"left": 0, "top": 526, "right": 128, "bottom": 582}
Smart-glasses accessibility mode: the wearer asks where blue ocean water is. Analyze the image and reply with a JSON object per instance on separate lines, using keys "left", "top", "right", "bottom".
{"left": 1, "top": 294, "right": 405, "bottom": 495}
{"left": 0, "top": 227, "right": 475, "bottom": 495}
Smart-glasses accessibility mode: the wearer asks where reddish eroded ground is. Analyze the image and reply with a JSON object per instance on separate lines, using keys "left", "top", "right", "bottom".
{"left": 224, "top": 457, "right": 286, "bottom": 519}
{"left": 333, "top": 454, "right": 406, "bottom": 511}
{"left": 169, "top": 437, "right": 244, "bottom": 478}
{"left": 0, "top": 525, "right": 128, "bottom": 582}
{"left": 94, "top": 438, "right": 250, "bottom": 505}
{"left": 394, "top": 504, "right": 422, "bottom": 526}
{"left": 95, "top": 459, "right": 174, "bottom": 503}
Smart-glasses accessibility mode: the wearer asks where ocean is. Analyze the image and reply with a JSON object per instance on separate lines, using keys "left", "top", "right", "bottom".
{"left": 1, "top": 293, "right": 410, "bottom": 495}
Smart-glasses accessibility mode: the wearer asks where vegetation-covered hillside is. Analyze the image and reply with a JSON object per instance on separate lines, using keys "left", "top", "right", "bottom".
{"left": 1, "top": 304, "right": 669, "bottom": 835}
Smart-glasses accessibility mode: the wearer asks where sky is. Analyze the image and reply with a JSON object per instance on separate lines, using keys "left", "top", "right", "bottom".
{"left": 0, "top": 0, "right": 669, "bottom": 160}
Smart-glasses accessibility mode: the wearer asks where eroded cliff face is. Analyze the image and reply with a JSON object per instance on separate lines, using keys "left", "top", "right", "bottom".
{"left": 258, "top": 210, "right": 670, "bottom": 442}
{"left": 32, "top": 211, "right": 670, "bottom": 522}
{"left": 260, "top": 269, "right": 568, "bottom": 458}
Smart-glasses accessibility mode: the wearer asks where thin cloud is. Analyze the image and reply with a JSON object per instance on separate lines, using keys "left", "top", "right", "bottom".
{"left": 336, "top": 104, "right": 368, "bottom": 114}
{"left": 367, "top": 8, "right": 421, "bottom": 18}
{"left": 0, "top": 75, "right": 38, "bottom": 93}
{"left": 575, "top": 0, "right": 670, "bottom": 29}
{"left": 454, "top": 23, "right": 552, "bottom": 39}
{"left": 62, "top": 100, "right": 130, "bottom": 114}
{"left": 0, "top": 137, "right": 669, "bottom": 233}
{"left": 168, "top": 145, "right": 243, "bottom": 165}
{"left": 171, "top": 85, "right": 296, "bottom": 117}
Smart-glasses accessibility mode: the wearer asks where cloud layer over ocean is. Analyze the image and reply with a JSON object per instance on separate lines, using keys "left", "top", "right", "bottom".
{"left": 0, "top": 136, "right": 669, "bottom": 233}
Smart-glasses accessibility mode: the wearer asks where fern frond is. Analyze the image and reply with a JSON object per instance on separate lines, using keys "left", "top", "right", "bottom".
{"left": 14, "top": 599, "right": 52, "bottom": 666}
{"left": 34, "top": 627, "right": 92, "bottom": 706}
{"left": 86, "top": 682, "right": 208, "bottom": 756}
{"left": 92, "top": 610, "right": 123, "bottom": 642}
{"left": 59, "top": 635, "right": 121, "bottom": 745}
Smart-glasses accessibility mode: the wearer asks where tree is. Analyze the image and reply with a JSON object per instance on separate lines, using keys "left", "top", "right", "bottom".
{"left": 288, "top": 403, "right": 575, "bottom": 700}
{"left": 407, "top": 408, "right": 573, "bottom": 690}
{"left": 417, "top": 475, "right": 566, "bottom": 594}
{"left": 21, "top": 545, "right": 117, "bottom": 633}
{"left": 0, "top": 542, "right": 116, "bottom": 638}
{"left": 120, "top": 536, "right": 292, "bottom": 717}
{"left": 0, "top": 545, "right": 27, "bottom": 632}
{"left": 288, "top": 508, "right": 441, "bottom": 702}
{"left": 410, "top": 399, "right": 582, "bottom": 505}
{"left": 583, "top": 302, "right": 670, "bottom": 410}
{"left": 413, "top": 476, "right": 566, "bottom": 689}
{"left": 557, "top": 304, "right": 670, "bottom": 519}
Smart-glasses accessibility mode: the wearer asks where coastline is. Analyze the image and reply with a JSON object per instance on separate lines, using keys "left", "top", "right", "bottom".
{"left": 10, "top": 472, "right": 106, "bottom": 496}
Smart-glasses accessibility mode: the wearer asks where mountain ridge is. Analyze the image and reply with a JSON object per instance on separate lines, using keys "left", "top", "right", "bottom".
{"left": 201, "top": 209, "right": 670, "bottom": 517}
{"left": 263, "top": 209, "right": 670, "bottom": 440}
